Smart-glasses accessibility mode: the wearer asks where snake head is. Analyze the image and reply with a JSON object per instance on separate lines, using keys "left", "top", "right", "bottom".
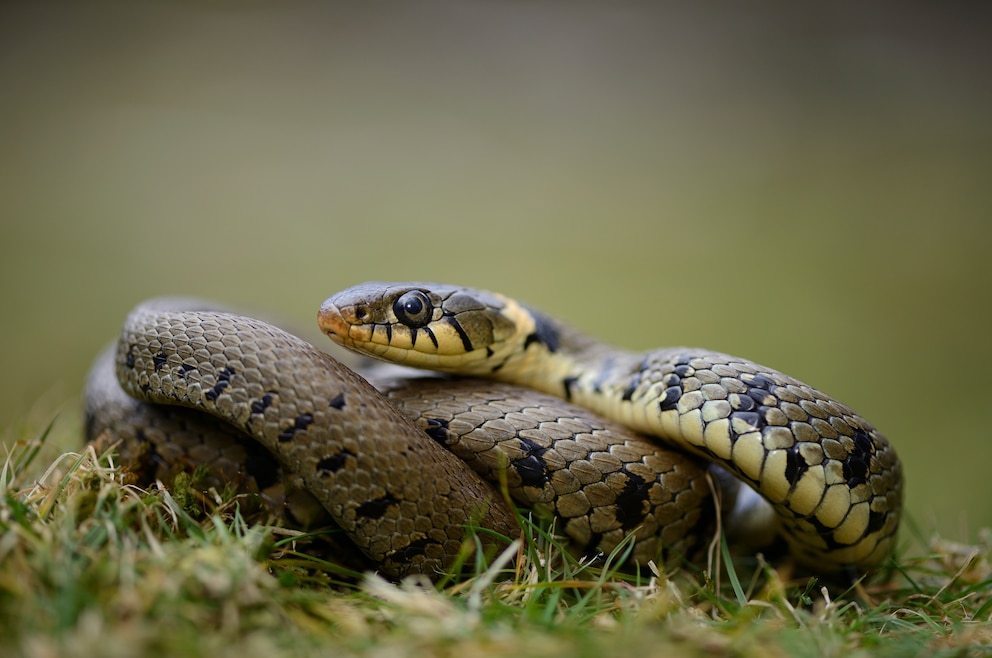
{"left": 319, "top": 282, "right": 525, "bottom": 374}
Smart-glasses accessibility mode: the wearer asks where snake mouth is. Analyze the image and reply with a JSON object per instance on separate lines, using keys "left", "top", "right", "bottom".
{"left": 317, "top": 300, "right": 351, "bottom": 346}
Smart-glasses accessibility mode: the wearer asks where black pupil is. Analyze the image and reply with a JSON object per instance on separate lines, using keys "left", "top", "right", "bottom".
{"left": 404, "top": 296, "right": 423, "bottom": 316}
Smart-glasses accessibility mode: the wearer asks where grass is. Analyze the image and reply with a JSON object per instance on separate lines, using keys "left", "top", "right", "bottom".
{"left": 2, "top": 427, "right": 991, "bottom": 658}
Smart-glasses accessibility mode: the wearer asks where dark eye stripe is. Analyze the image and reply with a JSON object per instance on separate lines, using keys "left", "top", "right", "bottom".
{"left": 423, "top": 325, "right": 439, "bottom": 350}
{"left": 444, "top": 316, "right": 474, "bottom": 352}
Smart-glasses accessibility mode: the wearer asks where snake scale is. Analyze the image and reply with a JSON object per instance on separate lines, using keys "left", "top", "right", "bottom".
{"left": 85, "top": 283, "right": 902, "bottom": 578}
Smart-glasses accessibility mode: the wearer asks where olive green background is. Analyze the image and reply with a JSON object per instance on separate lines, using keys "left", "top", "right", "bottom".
{"left": 1, "top": 3, "right": 989, "bottom": 548}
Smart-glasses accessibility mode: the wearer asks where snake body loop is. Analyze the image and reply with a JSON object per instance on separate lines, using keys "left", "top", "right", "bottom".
{"left": 319, "top": 282, "right": 903, "bottom": 571}
{"left": 109, "top": 304, "right": 519, "bottom": 577}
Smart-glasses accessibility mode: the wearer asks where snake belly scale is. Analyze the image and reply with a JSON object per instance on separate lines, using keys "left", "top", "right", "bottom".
{"left": 318, "top": 282, "right": 903, "bottom": 572}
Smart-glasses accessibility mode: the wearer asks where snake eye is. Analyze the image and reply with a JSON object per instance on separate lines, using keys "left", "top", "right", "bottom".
{"left": 393, "top": 290, "right": 432, "bottom": 328}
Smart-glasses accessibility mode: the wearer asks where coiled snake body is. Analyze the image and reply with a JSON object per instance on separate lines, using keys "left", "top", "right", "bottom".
{"left": 86, "top": 283, "right": 902, "bottom": 578}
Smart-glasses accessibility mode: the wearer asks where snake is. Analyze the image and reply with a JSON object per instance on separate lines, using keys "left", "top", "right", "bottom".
{"left": 85, "top": 283, "right": 902, "bottom": 578}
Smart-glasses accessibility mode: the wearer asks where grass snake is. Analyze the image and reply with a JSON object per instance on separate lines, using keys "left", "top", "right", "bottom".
{"left": 85, "top": 283, "right": 902, "bottom": 578}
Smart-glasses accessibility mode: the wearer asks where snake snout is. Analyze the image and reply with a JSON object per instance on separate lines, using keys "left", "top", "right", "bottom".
{"left": 317, "top": 299, "right": 351, "bottom": 344}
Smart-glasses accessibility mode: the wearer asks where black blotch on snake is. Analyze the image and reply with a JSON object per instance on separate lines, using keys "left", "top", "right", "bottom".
{"left": 522, "top": 306, "right": 560, "bottom": 353}
{"left": 514, "top": 436, "right": 550, "bottom": 488}
{"left": 779, "top": 515, "right": 844, "bottom": 551}
{"left": 730, "top": 411, "right": 765, "bottom": 435}
{"left": 659, "top": 386, "right": 682, "bottom": 412}
{"left": 423, "top": 418, "right": 451, "bottom": 446}
{"left": 867, "top": 509, "right": 887, "bottom": 534}
{"left": 747, "top": 373, "right": 777, "bottom": 391}
{"left": 250, "top": 392, "right": 275, "bottom": 415}
{"left": 582, "top": 532, "right": 605, "bottom": 556}
{"left": 614, "top": 470, "right": 651, "bottom": 529}
{"left": 356, "top": 493, "right": 400, "bottom": 519}
{"left": 784, "top": 445, "right": 810, "bottom": 485}
{"left": 514, "top": 456, "right": 549, "bottom": 488}
{"left": 562, "top": 376, "right": 578, "bottom": 401}
{"left": 852, "top": 428, "right": 875, "bottom": 456}
{"left": 316, "top": 449, "right": 355, "bottom": 475}
{"left": 842, "top": 428, "right": 875, "bottom": 487}
{"left": 732, "top": 394, "right": 756, "bottom": 412}
{"left": 204, "top": 367, "right": 235, "bottom": 402}
{"left": 277, "top": 412, "right": 313, "bottom": 442}
{"left": 392, "top": 537, "right": 434, "bottom": 561}
{"left": 621, "top": 360, "right": 649, "bottom": 401}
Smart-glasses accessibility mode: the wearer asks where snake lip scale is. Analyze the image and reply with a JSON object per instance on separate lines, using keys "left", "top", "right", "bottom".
{"left": 88, "top": 282, "right": 902, "bottom": 579}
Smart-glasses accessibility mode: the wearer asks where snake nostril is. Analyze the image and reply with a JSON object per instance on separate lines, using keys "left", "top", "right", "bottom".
{"left": 355, "top": 306, "right": 367, "bottom": 320}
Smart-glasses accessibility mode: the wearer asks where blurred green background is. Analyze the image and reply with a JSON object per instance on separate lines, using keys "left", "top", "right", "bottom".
{"left": 1, "top": 3, "right": 989, "bottom": 549}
